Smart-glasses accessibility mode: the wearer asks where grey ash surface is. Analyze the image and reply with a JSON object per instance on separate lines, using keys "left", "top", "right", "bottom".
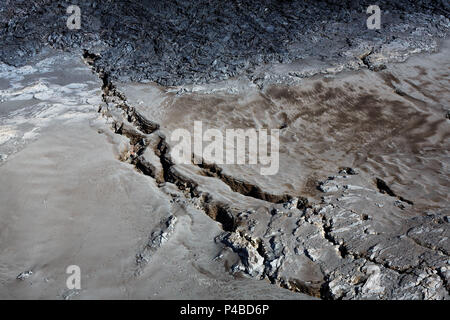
{"left": 0, "top": 0, "right": 449, "bottom": 85}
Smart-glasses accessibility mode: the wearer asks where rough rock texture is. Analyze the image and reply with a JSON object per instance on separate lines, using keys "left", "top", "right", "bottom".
{"left": 135, "top": 215, "right": 177, "bottom": 273}
{"left": 315, "top": 173, "right": 449, "bottom": 299}
{"left": 0, "top": 1, "right": 449, "bottom": 85}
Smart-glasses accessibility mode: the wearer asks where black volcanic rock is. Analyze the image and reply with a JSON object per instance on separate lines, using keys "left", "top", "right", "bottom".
{"left": 0, "top": 0, "right": 449, "bottom": 85}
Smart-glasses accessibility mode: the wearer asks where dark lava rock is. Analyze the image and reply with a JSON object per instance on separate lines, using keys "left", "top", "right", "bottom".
{"left": 0, "top": 0, "right": 449, "bottom": 85}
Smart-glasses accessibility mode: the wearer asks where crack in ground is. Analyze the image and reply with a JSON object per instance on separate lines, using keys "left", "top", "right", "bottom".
{"left": 375, "top": 177, "right": 414, "bottom": 206}
{"left": 406, "top": 232, "right": 449, "bottom": 257}
{"left": 198, "top": 161, "right": 293, "bottom": 204}
{"left": 82, "top": 50, "right": 330, "bottom": 298}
